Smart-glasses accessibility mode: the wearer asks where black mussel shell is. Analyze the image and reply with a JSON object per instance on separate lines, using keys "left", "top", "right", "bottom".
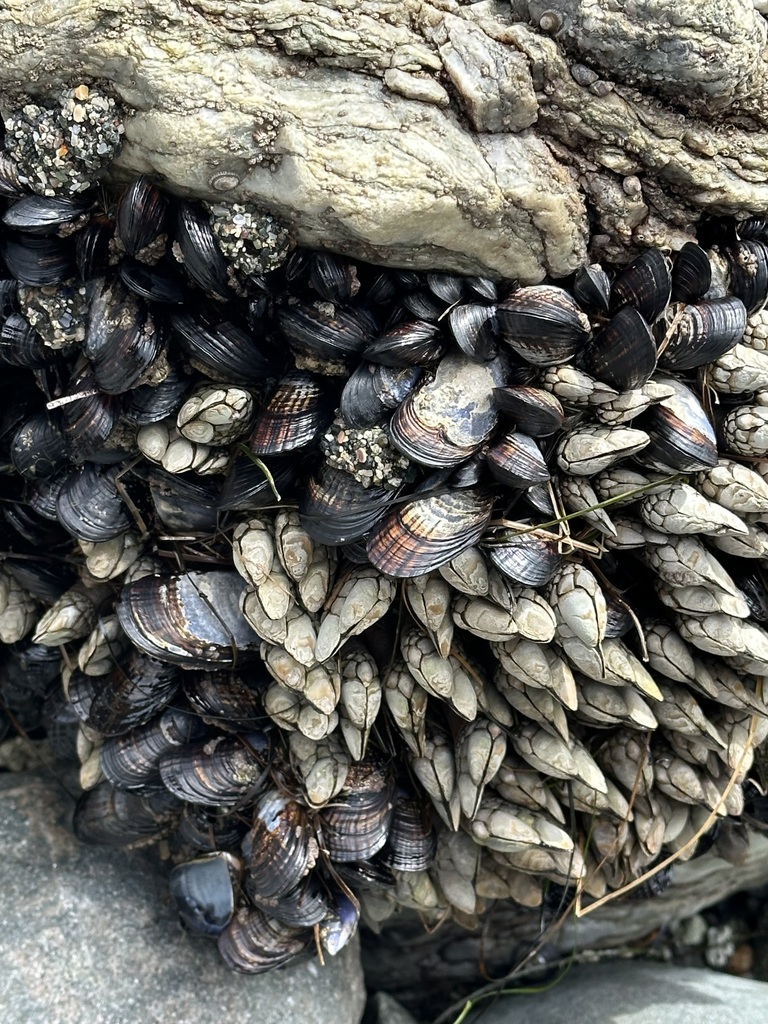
{"left": 376, "top": 790, "right": 436, "bottom": 871}
{"left": 487, "top": 531, "right": 563, "bottom": 586}
{"left": 402, "top": 289, "right": 445, "bottom": 322}
{"left": 184, "top": 670, "right": 266, "bottom": 731}
{"left": 278, "top": 300, "right": 375, "bottom": 367}
{"left": 175, "top": 804, "right": 248, "bottom": 855}
{"left": 317, "top": 760, "right": 394, "bottom": 862}
{"left": 610, "top": 248, "right": 672, "bottom": 323}
{"left": 42, "top": 681, "right": 80, "bottom": 762}
{"left": 467, "top": 276, "right": 498, "bottom": 302}
{"left": 0, "top": 279, "right": 19, "bottom": 318}
{"left": 169, "top": 853, "right": 238, "bottom": 937}
{"left": 0, "top": 312, "right": 55, "bottom": 369}
{"left": 640, "top": 377, "right": 717, "bottom": 473}
{"left": 59, "top": 362, "right": 121, "bottom": 462}
{"left": 427, "top": 272, "right": 465, "bottom": 305}
{"left": 584, "top": 306, "right": 657, "bottom": 390}
{"left": 74, "top": 653, "right": 180, "bottom": 737}
{"left": 308, "top": 252, "right": 360, "bottom": 303}
{"left": 727, "top": 240, "right": 768, "bottom": 314}
{"left": 243, "top": 790, "right": 315, "bottom": 899}
{"left": 123, "top": 366, "right": 193, "bottom": 426}
{"left": 671, "top": 242, "right": 712, "bottom": 304}
{"left": 0, "top": 152, "right": 25, "bottom": 198}
{"left": 2, "top": 641, "right": 62, "bottom": 703}
{"left": 117, "top": 571, "right": 261, "bottom": 668}
{"left": 218, "top": 455, "right": 298, "bottom": 512}
{"left": 486, "top": 433, "right": 550, "bottom": 489}
{"left": 364, "top": 319, "right": 446, "bottom": 367}
{"left": 85, "top": 277, "right": 164, "bottom": 394}
{"left": 339, "top": 362, "right": 422, "bottom": 428}
{"left": 573, "top": 263, "right": 611, "bottom": 316}
{"left": 73, "top": 781, "right": 181, "bottom": 847}
{"left": 248, "top": 875, "right": 329, "bottom": 929}
{"left": 657, "top": 296, "right": 746, "bottom": 371}
{"left": 0, "top": 233, "right": 75, "bottom": 285}
{"left": 56, "top": 463, "right": 131, "bottom": 542}
{"left": 160, "top": 733, "right": 270, "bottom": 807}
{"left": 75, "top": 213, "right": 115, "bottom": 281}
{"left": 116, "top": 176, "right": 170, "bottom": 258}
{"left": 738, "top": 216, "right": 768, "bottom": 244}
{"left": 16, "top": 476, "right": 68, "bottom": 528}
{"left": 249, "top": 371, "right": 334, "bottom": 455}
{"left": 496, "top": 286, "right": 591, "bottom": 366}
{"left": 176, "top": 201, "right": 232, "bottom": 300}
{"left": 390, "top": 351, "right": 504, "bottom": 468}
{"left": 11, "top": 411, "right": 67, "bottom": 478}
{"left": 493, "top": 386, "right": 564, "bottom": 437}
{"left": 99, "top": 706, "right": 205, "bottom": 787}
{"left": 170, "top": 306, "right": 276, "bottom": 384}
{"left": 449, "top": 303, "right": 498, "bottom": 362}
{"left": 5, "top": 557, "right": 74, "bottom": 604}
{"left": 319, "top": 890, "right": 360, "bottom": 956}
{"left": 217, "top": 908, "right": 310, "bottom": 974}
{"left": 119, "top": 256, "right": 185, "bottom": 304}
{"left": 299, "top": 463, "right": 393, "bottom": 546}
{"left": 2, "top": 193, "right": 93, "bottom": 236}
{"left": 148, "top": 468, "right": 220, "bottom": 534}
{"left": 367, "top": 487, "right": 493, "bottom": 578}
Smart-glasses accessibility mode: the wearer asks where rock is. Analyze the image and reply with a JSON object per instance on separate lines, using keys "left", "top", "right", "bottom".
{"left": 462, "top": 962, "right": 768, "bottom": 1023}
{"left": 0, "top": 771, "right": 366, "bottom": 1024}
{"left": 368, "top": 992, "right": 420, "bottom": 1024}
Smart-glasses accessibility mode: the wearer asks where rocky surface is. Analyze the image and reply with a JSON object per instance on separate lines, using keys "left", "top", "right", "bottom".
{"left": 459, "top": 962, "right": 768, "bottom": 1024}
{"left": 0, "top": 771, "right": 366, "bottom": 1024}
{"left": 1, "top": 1, "right": 768, "bottom": 278}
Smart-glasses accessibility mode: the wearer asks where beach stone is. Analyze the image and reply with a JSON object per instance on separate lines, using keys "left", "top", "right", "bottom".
{"left": 463, "top": 961, "right": 768, "bottom": 1023}
{"left": 0, "top": 771, "right": 366, "bottom": 1024}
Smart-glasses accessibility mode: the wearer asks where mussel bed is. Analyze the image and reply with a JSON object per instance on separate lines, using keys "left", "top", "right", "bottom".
{"left": 3, "top": 86, "right": 768, "bottom": 977}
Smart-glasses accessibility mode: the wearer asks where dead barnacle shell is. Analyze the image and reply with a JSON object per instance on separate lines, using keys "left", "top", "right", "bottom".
{"left": 496, "top": 285, "right": 590, "bottom": 366}
{"left": 209, "top": 172, "right": 242, "bottom": 192}
{"left": 209, "top": 201, "right": 293, "bottom": 277}
{"left": 538, "top": 10, "right": 563, "bottom": 33}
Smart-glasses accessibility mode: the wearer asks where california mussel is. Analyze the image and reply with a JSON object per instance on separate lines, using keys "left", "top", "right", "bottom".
{"left": 4, "top": 85, "right": 768, "bottom": 975}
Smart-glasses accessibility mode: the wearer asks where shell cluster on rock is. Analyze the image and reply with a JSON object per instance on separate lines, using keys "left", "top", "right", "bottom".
{"left": 3, "top": 84, "right": 768, "bottom": 974}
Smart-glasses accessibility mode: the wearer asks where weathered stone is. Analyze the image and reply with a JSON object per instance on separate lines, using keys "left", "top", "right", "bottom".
{"left": 463, "top": 962, "right": 768, "bottom": 1024}
{"left": 368, "top": 992, "right": 420, "bottom": 1024}
{"left": 0, "top": 771, "right": 366, "bottom": 1024}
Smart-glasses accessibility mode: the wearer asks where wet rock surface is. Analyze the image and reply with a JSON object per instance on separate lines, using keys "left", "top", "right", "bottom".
{"left": 0, "top": 770, "right": 366, "bottom": 1024}
{"left": 460, "top": 962, "right": 768, "bottom": 1024}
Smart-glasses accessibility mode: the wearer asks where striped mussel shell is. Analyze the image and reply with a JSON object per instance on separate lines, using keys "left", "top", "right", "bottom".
{"left": 99, "top": 706, "right": 206, "bottom": 789}
{"left": 583, "top": 306, "right": 657, "bottom": 390}
{"left": 493, "top": 386, "right": 564, "bottom": 437}
{"left": 183, "top": 670, "right": 266, "bottom": 732}
{"left": 243, "top": 789, "right": 316, "bottom": 899}
{"left": 73, "top": 781, "right": 181, "bottom": 848}
{"left": 639, "top": 377, "right": 718, "bottom": 473}
{"left": 249, "top": 371, "right": 335, "bottom": 456}
{"left": 247, "top": 874, "right": 330, "bottom": 929}
{"left": 486, "top": 432, "right": 550, "bottom": 489}
{"left": 377, "top": 788, "right": 437, "bottom": 872}
{"left": 726, "top": 239, "right": 768, "bottom": 314}
{"left": 159, "top": 732, "right": 270, "bottom": 807}
{"left": 496, "top": 285, "right": 591, "bottom": 366}
{"left": 317, "top": 759, "right": 395, "bottom": 862}
{"left": 610, "top": 248, "right": 672, "bottom": 323}
{"left": 486, "top": 529, "right": 563, "bottom": 587}
{"left": 217, "top": 907, "right": 311, "bottom": 974}
{"left": 69, "top": 651, "right": 180, "bottom": 737}
{"left": 656, "top": 296, "right": 747, "bottom": 371}
{"left": 300, "top": 462, "right": 393, "bottom": 546}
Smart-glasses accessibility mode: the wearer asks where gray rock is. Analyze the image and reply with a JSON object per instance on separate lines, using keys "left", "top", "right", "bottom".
{"left": 464, "top": 962, "right": 768, "bottom": 1023}
{"left": 0, "top": 772, "right": 366, "bottom": 1024}
{"left": 369, "top": 992, "right": 420, "bottom": 1024}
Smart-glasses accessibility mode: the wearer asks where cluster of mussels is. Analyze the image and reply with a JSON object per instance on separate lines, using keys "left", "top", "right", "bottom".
{"left": 4, "top": 84, "right": 768, "bottom": 976}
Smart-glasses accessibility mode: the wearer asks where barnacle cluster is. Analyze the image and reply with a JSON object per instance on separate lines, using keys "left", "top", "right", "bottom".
{"left": 2, "top": 88, "right": 768, "bottom": 975}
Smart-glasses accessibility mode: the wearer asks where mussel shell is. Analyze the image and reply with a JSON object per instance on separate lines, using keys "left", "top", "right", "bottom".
{"left": 364, "top": 320, "right": 446, "bottom": 367}
{"left": 367, "top": 487, "right": 493, "bottom": 578}
{"left": 390, "top": 352, "right": 504, "bottom": 467}
{"left": 243, "top": 790, "right": 315, "bottom": 899}
{"left": 2, "top": 194, "right": 93, "bottom": 236}
{"left": 493, "top": 386, "right": 564, "bottom": 437}
{"left": 217, "top": 908, "right": 310, "bottom": 974}
{"left": 610, "top": 248, "right": 672, "bottom": 323}
{"left": 278, "top": 301, "right": 375, "bottom": 366}
{"left": 56, "top": 463, "right": 131, "bottom": 542}
{"left": 317, "top": 761, "right": 394, "bottom": 862}
{"left": 249, "top": 877, "right": 329, "bottom": 929}
{"left": 11, "top": 412, "right": 67, "bottom": 478}
{"left": 402, "top": 290, "right": 445, "bottom": 321}
{"left": 339, "top": 362, "right": 422, "bottom": 428}
{"left": 75, "top": 213, "right": 115, "bottom": 281}
{"left": 249, "top": 372, "right": 334, "bottom": 455}
{"left": 583, "top": 306, "right": 657, "bottom": 390}
{"left": 183, "top": 670, "right": 266, "bottom": 731}
{"left": 218, "top": 456, "right": 299, "bottom": 513}
{"left": 496, "top": 285, "right": 590, "bottom": 366}
{"left": 727, "top": 240, "right": 768, "bottom": 314}
{"left": 487, "top": 532, "right": 563, "bottom": 586}
{"left": 319, "top": 891, "right": 360, "bottom": 956}
{"left": 573, "top": 263, "right": 611, "bottom": 316}
{"left": 85, "top": 277, "right": 164, "bottom": 394}
{"left": 299, "top": 463, "right": 393, "bottom": 546}
{"left": 175, "top": 201, "right": 232, "bottom": 300}
{"left": 0, "top": 233, "right": 75, "bottom": 285}
{"left": 117, "top": 571, "right": 261, "bottom": 668}
{"left": 123, "top": 367, "right": 193, "bottom": 425}
{"left": 657, "top": 297, "right": 747, "bottom": 371}
{"left": 76, "top": 652, "right": 180, "bottom": 736}
{"left": 119, "top": 256, "right": 185, "bottom": 304}
{"left": 376, "top": 791, "right": 436, "bottom": 871}
{"left": 73, "top": 781, "right": 181, "bottom": 847}
{"left": 160, "top": 733, "right": 270, "bottom": 807}
{"left": 427, "top": 272, "right": 465, "bottom": 305}
{"left": 175, "top": 804, "right": 248, "bottom": 854}
{"left": 671, "top": 242, "right": 712, "bottom": 304}
{"left": 169, "top": 853, "right": 237, "bottom": 937}
{"left": 148, "top": 468, "right": 219, "bottom": 533}
{"left": 486, "top": 433, "right": 550, "bottom": 489}
{"left": 170, "top": 306, "right": 276, "bottom": 384}
{"left": 640, "top": 377, "right": 718, "bottom": 472}
{"left": 0, "top": 312, "right": 55, "bottom": 368}
{"left": 308, "top": 252, "right": 360, "bottom": 303}
{"left": 116, "top": 176, "right": 170, "bottom": 257}
{"left": 99, "top": 706, "right": 205, "bottom": 787}
{"left": 41, "top": 681, "right": 80, "bottom": 762}
{"left": 59, "top": 363, "right": 121, "bottom": 462}
{"left": 449, "top": 303, "right": 498, "bottom": 363}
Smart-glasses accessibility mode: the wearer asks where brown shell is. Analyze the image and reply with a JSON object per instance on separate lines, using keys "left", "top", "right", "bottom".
{"left": 217, "top": 907, "right": 311, "bottom": 974}
{"left": 243, "top": 789, "right": 315, "bottom": 899}
{"left": 249, "top": 371, "right": 332, "bottom": 455}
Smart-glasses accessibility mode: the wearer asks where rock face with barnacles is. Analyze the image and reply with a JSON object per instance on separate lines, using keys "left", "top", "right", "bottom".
{"left": 2, "top": 1, "right": 768, "bottom": 280}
